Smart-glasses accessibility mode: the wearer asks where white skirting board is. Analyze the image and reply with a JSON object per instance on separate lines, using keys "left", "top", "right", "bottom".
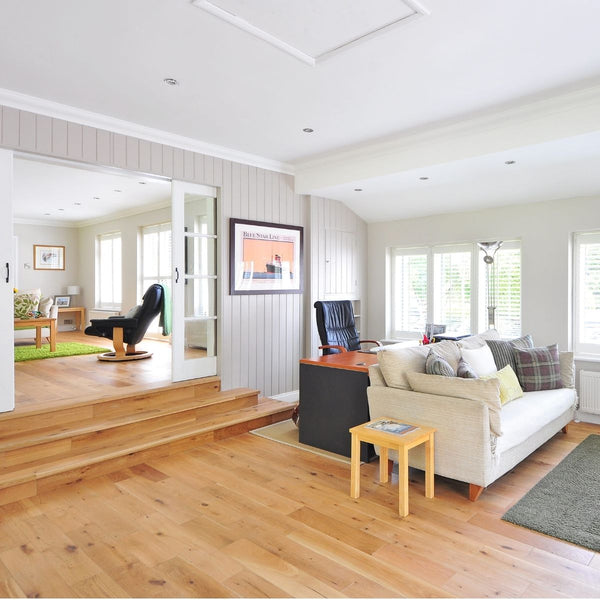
{"left": 271, "top": 390, "right": 299, "bottom": 403}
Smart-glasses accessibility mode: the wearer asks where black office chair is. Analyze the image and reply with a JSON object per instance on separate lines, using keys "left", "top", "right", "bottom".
{"left": 314, "top": 300, "right": 382, "bottom": 355}
{"left": 84, "top": 284, "right": 164, "bottom": 361}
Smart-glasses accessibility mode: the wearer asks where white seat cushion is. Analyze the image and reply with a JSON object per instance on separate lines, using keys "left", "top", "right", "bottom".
{"left": 497, "top": 388, "right": 576, "bottom": 454}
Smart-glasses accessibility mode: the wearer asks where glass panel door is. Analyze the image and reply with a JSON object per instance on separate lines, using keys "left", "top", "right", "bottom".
{"left": 171, "top": 181, "right": 218, "bottom": 381}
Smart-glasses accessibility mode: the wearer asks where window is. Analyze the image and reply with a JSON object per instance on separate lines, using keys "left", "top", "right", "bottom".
{"left": 389, "top": 241, "right": 521, "bottom": 339}
{"left": 141, "top": 222, "right": 172, "bottom": 293}
{"left": 95, "top": 232, "right": 121, "bottom": 309}
{"left": 574, "top": 231, "right": 600, "bottom": 356}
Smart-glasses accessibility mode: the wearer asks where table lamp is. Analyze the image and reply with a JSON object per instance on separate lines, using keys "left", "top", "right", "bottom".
{"left": 67, "top": 285, "right": 81, "bottom": 304}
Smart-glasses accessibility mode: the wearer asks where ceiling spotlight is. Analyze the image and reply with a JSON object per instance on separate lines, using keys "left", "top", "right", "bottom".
{"left": 58, "top": 208, "right": 65, "bottom": 211}
{"left": 114, "top": 189, "right": 122, "bottom": 193}
{"left": 138, "top": 181, "right": 147, "bottom": 185}
{"left": 163, "top": 78, "right": 179, "bottom": 86}
{"left": 74, "top": 202, "right": 82, "bottom": 206}
{"left": 354, "top": 188, "right": 363, "bottom": 192}
{"left": 302, "top": 128, "right": 314, "bottom": 133}
{"left": 419, "top": 176, "right": 429, "bottom": 180}
{"left": 505, "top": 160, "right": 516, "bottom": 165}
{"left": 44, "top": 213, "right": 50, "bottom": 216}
{"left": 93, "top": 196, "right": 100, "bottom": 200}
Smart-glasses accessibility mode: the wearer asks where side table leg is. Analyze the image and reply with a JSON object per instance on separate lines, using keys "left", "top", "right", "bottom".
{"left": 398, "top": 445, "right": 409, "bottom": 517}
{"left": 35, "top": 326, "right": 42, "bottom": 349}
{"left": 425, "top": 433, "right": 435, "bottom": 499}
{"left": 350, "top": 433, "right": 361, "bottom": 499}
{"left": 379, "top": 446, "right": 389, "bottom": 483}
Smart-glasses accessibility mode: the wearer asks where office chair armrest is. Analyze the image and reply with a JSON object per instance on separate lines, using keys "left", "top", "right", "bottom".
{"left": 359, "top": 339, "right": 382, "bottom": 347}
{"left": 89, "top": 318, "right": 139, "bottom": 329}
{"left": 318, "top": 344, "right": 348, "bottom": 353}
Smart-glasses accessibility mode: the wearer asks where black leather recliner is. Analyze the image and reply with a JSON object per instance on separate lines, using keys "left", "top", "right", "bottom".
{"left": 84, "top": 283, "right": 164, "bottom": 361}
{"left": 314, "top": 300, "right": 382, "bottom": 355}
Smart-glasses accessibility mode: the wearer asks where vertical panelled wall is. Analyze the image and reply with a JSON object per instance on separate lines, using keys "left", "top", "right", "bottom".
{"left": 307, "top": 195, "right": 368, "bottom": 355}
{"left": 0, "top": 105, "right": 306, "bottom": 396}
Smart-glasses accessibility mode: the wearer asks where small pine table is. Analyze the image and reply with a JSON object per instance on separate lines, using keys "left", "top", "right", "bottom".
{"left": 14, "top": 317, "right": 57, "bottom": 352}
{"left": 349, "top": 418, "right": 436, "bottom": 517}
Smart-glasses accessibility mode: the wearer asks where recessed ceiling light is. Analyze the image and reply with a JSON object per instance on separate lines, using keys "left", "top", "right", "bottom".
{"left": 138, "top": 181, "right": 147, "bottom": 185}
{"left": 354, "top": 188, "right": 363, "bottom": 192}
{"left": 114, "top": 189, "right": 122, "bottom": 193}
{"left": 93, "top": 196, "right": 100, "bottom": 200}
{"left": 58, "top": 208, "right": 64, "bottom": 211}
{"left": 505, "top": 160, "right": 516, "bottom": 165}
{"left": 419, "top": 176, "right": 429, "bottom": 180}
{"left": 74, "top": 202, "right": 82, "bottom": 206}
{"left": 163, "top": 78, "right": 179, "bottom": 86}
{"left": 302, "top": 128, "right": 314, "bottom": 133}
{"left": 44, "top": 213, "right": 50, "bottom": 216}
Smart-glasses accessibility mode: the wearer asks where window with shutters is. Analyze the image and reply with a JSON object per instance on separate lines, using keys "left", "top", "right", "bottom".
{"left": 95, "top": 231, "right": 122, "bottom": 309}
{"left": 389, "top": 241, "right": 521, "bottom": 339}
{"left": 574, "top": 231, "right": 600, "bottom": 357}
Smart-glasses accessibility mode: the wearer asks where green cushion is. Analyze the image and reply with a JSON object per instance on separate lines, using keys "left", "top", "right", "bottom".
{"left": 14, "top": 291, "right": 41, "bottom": 319}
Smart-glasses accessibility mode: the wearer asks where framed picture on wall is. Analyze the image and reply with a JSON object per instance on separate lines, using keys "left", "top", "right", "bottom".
{"left": 33, "top": 244, "right": 65, "bottom": 270}
{"left": 230, "top": 219, "right": 303, "bottom": 295}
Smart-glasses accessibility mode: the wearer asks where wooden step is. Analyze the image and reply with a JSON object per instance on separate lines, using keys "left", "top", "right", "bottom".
{"left": 0, "top": 389, "right": 293, "bottom": 506}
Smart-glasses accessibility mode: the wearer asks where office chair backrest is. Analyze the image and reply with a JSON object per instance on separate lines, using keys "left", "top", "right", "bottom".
{"left": 314, "top": 300, "right": 360, "bottom": 354}
{"left": 124, "top": 284, "right": 164, "bottom": 345}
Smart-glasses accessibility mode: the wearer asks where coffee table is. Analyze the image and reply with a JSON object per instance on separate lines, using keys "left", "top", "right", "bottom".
{"left": 14, "top": 317, "right": 57, "bottom": 352}
{"left": 349, "top": 418, "right": 436, "bottom": 517}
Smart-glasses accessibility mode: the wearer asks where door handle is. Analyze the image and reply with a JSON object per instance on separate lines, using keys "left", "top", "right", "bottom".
{"left": 5, "top": 262, "right": 8, "bottom": 284}
{"left": 175, "top": 267, "right": 179, "bottom": 283}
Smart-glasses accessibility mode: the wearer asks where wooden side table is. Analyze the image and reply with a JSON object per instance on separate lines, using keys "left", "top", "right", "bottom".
{"left": 58, "top": 306, "right": 86, "bottom": 331}
{"left": 349, "top": 418, "right": 436, "bottom": 517}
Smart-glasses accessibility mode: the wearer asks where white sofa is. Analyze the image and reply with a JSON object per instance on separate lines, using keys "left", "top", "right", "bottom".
{"left": 367, "top": 338, "right": 577, "bottom": 500}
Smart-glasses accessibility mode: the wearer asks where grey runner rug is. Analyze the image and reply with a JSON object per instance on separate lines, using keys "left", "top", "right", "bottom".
{"left": 502, "top": 434, "right": 600, "bottom": 552}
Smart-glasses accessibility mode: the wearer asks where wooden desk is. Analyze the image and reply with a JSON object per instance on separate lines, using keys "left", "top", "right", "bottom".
{"left": 350, "top": 418, "right": 436, "bottom": 516}
{"left": 298, "top": 350, "right": 381, "bottom": 461}
{"left": 58, "top": 306, "right": 86, "bottom": 331}
{"left": 14, "top": 317, "right": 56, "bottom": 352}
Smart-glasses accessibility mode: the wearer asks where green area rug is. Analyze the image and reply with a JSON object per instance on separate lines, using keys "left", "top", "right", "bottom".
{"left": 14, "top": 342, "right": 107, "bottom": 362}
{"left": 502, "top": 434, "right": 600, "bottom": 552}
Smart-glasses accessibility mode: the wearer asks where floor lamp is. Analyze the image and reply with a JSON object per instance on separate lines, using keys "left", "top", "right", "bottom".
{"left": 477, "top": 241, "right": 503, "bottom": 329}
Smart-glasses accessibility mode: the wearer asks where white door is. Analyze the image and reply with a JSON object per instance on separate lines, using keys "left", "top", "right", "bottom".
{"left": 171, "top": 180, "right": 219, "bottom": 381}
{"left": 0, "top": 150, "right": 15, "bottom": 411}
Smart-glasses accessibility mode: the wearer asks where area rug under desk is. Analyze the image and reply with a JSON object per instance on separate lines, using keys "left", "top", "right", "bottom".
{"left": 14, "top": 342, "right": 107, "bottom": 362}
{"left": 251, "top": 419, "right": 351, "bottom": 464}
{"left": 502, "top": 434, "right": 600, "bottom": 552}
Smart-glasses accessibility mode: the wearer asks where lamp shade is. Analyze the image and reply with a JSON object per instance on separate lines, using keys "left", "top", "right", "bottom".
{"left": 67, "top": 285, "right": 81, "bottom": 295}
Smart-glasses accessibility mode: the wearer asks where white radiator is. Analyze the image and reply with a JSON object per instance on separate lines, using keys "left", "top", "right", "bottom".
{"left": 579, "top": 370, "right": 600, "bottom": 415}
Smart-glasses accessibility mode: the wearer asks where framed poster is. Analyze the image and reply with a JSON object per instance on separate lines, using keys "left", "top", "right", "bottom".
{"left": 33, "top": 244, "right": 65, "bottom": 270}
{"left": 230, "top": 219, "right": 303, "bottom": 295}
{"left": 54, "top": 295, "right": 71, "bottom": 308}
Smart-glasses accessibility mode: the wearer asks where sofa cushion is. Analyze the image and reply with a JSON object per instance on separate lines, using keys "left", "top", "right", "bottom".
{"left": 406, "top": 371, "right": 502, "bottom": 436}
{"left": 559, "top": 352, "right": 575, "bottom": 389}
{"left": 378, "top": 344, "right": 430, "bottom": 390}
{"left": 14, "top": 288, "right": 41, "bottom": 318}
{"left": 456, "top": 358, "right": 477, "bottom": 378}
{"left": 480, "top": 364, "right": 523, "bottom": 405}
{"left": 497, "top": 388, "right": 576, "bottom": 454}
{"left": 38, "top": 296, "right": 53, "bottom": 318}
{"left": 457, "top": 328, "right": 501, "bottom": 349}
{"left": 425, "top": 349, "right": 456, "bottom": 377}
{"left": 513, "top": 344, "right": 562, "bottom": 391}
{"left": 486, "top": 334, "right": 533, "bottom": 372}
{"left": 460, "top": 344, "right": 497, "bottom": 376}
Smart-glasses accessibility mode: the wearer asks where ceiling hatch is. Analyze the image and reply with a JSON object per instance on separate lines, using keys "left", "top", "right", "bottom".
{"left": 191, "top": 0, "right": 430, "bottom": 66}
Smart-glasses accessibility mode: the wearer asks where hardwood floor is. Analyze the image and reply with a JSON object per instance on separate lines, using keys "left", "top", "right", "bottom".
{"left": 14, "top": 330, "right": 173, "bottom": 411}
{"left": 0, "top": 421, "right": 597, "bottom": 597}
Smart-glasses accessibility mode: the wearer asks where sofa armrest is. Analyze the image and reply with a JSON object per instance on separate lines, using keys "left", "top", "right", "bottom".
{"left": 367, "top": 386, "right": 494, "bottom": 487}
{"left": 49, "top": 304, "right": 58, "bottom": 319}
{"left": 368, "top": 364, "right": 386, "bottom": 387}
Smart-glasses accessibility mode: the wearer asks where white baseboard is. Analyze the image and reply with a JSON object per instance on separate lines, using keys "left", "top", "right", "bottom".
{"left": 271, "top": 390, "right": 299, "bottom": 403}
{"left": 575, "top": 410, "right": 600, "bottom": 425}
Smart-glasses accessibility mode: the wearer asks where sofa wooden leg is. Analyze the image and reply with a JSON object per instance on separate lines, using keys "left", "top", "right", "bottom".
{"left": 561, "top": 425, "right": 568, "bottom": 434}
{"left": 469, "top": 484, "right": 484, "bottom": 502}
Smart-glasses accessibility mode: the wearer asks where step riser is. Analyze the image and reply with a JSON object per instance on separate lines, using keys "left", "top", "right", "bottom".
{"left": 1, "top": 380, "right": 221, "bottom": 437}
{"left": 0, "top": 410, "right": 291, "bottom": 506}
{"left": 0, "top": 394, "right": 259, "bottom": 465}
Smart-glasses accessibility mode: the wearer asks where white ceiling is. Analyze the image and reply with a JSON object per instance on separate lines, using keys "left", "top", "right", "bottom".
{"left": 13, "top": 159, "right": 170, "bottom": 226}
{"left": 1, "top": 0, "right": 600, "bottom": 222}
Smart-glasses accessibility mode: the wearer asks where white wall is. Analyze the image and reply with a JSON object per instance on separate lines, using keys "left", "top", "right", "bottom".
{"left": 366, "top": 195, "right": 600, "bottom": 378}
{"left": 14, "top": 223, "right": 79, "bottom": 299}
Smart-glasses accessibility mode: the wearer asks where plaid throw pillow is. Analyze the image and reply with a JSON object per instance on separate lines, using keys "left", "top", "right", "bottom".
{"left": 512, "top": 344, "right": 562, "bottom": 391}
{"left": 486, "top": 334, "right": 533, "bottom": 372}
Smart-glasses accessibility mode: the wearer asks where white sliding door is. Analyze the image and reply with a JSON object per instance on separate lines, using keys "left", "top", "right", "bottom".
{"left": 171, "top": 180, "right": 219, "bottom": 381}
{"left": 0, "top": 150, "right": 14, "bottom": 411}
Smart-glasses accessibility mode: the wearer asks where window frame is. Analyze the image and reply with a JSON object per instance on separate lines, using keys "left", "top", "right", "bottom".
{"left": 95, "top": 231, "right": 122, "bottom": 310}
{"left": 573, "top": 231, "right": 600, "bottom": 358}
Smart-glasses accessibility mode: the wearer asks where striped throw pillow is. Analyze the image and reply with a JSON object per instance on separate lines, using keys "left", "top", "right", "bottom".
{"left": 425, "top": 349, "right": 456, "bottom": 377}
{"left": 513, "top": 344, "right": 562, "bottom": 391}
{"left": 486, "top": 334, "right": 533, "bottom": 372}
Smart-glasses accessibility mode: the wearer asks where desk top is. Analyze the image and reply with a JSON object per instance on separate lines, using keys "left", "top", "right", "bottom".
{"left": 300, "top": 350, "right": 380, "bottom": 373}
